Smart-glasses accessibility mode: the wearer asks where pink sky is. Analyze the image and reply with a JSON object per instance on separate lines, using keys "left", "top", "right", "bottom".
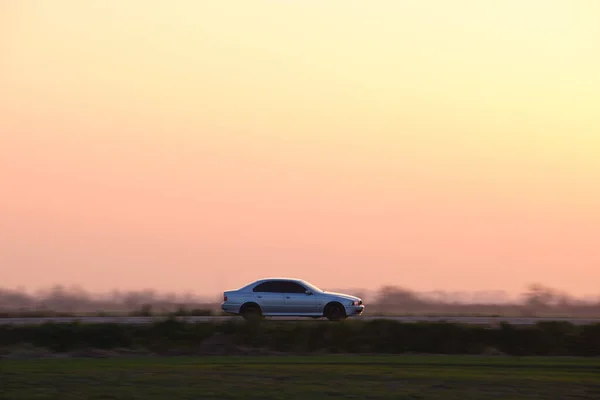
{"left": 1, "top": 1, "right": 599, "bottom": 297}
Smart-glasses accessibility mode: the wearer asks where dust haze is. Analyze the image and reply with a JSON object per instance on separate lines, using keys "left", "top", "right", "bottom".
{"left": 1, "top": 283, "right": 599, "bottom": 318}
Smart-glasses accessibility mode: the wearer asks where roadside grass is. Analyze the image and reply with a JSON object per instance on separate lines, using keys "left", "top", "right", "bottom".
{"left": 2, "top": 319, "right": 600, "bottom": 356}
{"left": 2, "top": 356, "right": 599, "bottom": 399}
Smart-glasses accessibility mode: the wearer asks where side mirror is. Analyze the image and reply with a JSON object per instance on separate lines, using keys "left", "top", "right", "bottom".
{"left": 305, "top": 290, "right": 313, "bottom": 296}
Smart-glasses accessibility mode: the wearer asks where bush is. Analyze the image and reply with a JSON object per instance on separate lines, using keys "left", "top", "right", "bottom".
{"left": 0, "top": 320, "right": 599, "bottom": 356}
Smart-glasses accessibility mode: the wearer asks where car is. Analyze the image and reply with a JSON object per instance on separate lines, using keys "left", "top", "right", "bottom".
{"left": 221, "top": 277, "right": 365, "bottom": 321}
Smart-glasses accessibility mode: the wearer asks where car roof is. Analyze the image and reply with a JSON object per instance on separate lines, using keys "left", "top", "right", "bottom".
{"left": 253, "top": 277, "right": 304, "bottom": 283}
{"left": 234, "top": 277, "right": 308, "bottom": 291}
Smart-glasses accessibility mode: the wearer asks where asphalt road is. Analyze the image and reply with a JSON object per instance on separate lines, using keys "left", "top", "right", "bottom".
{"left": 1, "top": 315, "right": 599, "bottom": 326}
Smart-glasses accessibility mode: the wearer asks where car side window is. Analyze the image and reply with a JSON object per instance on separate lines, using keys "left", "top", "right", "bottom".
{"left": 253, "top": 282, "right": 277, "bottom": 293}
{"left": 280, "top": 281, "right": 307, "bottom": 294}
{"left": 252, "top": 281, "right": 307, "bottom": 293}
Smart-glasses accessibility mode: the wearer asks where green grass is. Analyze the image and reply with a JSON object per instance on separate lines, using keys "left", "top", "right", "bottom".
{"left": 2, "top": 356, "right": 600, "bottom": 399}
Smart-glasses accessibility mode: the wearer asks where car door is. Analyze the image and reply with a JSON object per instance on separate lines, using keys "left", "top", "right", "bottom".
{"left": 252, "top": 281, "right": 285, "bottom": 314}
{"left": 281, "top": 281, "right": 318, "bottom": 314}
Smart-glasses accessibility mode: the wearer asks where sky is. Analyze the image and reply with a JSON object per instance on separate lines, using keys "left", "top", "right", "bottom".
{"left": 1, "top": 1, "right": 599, "bottom": 298}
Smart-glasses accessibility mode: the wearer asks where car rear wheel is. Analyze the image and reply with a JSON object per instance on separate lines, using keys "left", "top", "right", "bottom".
{"left": 240, "top": 303, "right": 263, "bottom": 322}
{"left": 324, "top": 302, "right": 347, "bottom": 321}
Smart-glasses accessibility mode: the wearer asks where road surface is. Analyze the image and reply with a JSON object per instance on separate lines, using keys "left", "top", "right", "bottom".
{"left": 1, "top": 315, "right": 599, "bottom": 326}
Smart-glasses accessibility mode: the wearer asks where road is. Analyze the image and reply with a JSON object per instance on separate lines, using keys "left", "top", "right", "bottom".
{"left": 1, "top": 315, "right": 599, "bottom": 326}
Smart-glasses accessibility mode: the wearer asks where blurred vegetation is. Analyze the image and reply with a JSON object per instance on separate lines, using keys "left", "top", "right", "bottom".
{"left": 1, "top": 283, "right": 599, "bottom": 318}
{"left": 1, "top": 319, "right": 600, "bottom": 356}
{"left": 0, "top": 285, "right": 221, "bottom": 318}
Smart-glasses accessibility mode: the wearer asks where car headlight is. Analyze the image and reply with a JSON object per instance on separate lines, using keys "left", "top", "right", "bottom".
{"left": 350, "top": 301, "right": 360, "bottom": 306}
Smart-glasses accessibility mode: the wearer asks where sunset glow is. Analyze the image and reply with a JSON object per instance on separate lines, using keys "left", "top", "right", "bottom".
{"left": 2, "top": 1, "right": 599, "bottom": 297}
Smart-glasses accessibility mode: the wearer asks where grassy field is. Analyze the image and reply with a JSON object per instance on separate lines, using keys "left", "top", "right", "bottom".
{"left": 2, "top": 356, "right": 600, "bottom": 399}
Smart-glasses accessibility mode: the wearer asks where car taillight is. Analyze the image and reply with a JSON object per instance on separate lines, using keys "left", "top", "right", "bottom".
{"left": 223, "top": 294, "right": 228, "bottom": 301}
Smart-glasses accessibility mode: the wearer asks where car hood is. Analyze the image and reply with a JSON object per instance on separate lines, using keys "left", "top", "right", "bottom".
{"left": 321, "top": 291, "right": 361, "bottom": 302}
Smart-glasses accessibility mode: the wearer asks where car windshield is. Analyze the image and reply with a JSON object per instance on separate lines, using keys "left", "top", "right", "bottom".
{"left": 300, "top": 280, "right": 324, "bottom": 293}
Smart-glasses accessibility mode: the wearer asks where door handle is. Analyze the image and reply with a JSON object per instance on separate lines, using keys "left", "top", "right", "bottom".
{"left": 285, "top": 296, "right": 290, "bottom": 299}
{"left": 257, "top": 296, "right": 262, "bottom": 298}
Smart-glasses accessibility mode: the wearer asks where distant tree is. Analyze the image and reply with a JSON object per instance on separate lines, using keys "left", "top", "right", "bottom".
{"left": 522, "top": 283, "right": 572, "bottom": 308}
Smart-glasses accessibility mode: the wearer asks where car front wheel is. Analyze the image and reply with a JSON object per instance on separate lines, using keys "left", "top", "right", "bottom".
{"left": 324, "top": 302, "right": 347, "bottom": 321}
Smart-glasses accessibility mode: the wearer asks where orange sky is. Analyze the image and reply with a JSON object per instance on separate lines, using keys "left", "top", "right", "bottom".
{"left": 1, "top": 1, "right": 599, "bottom": 297}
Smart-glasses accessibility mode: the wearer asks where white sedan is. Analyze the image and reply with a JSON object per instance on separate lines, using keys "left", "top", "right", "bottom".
{"left": 221, "top": 277, "right": 365, "bottom": 321}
